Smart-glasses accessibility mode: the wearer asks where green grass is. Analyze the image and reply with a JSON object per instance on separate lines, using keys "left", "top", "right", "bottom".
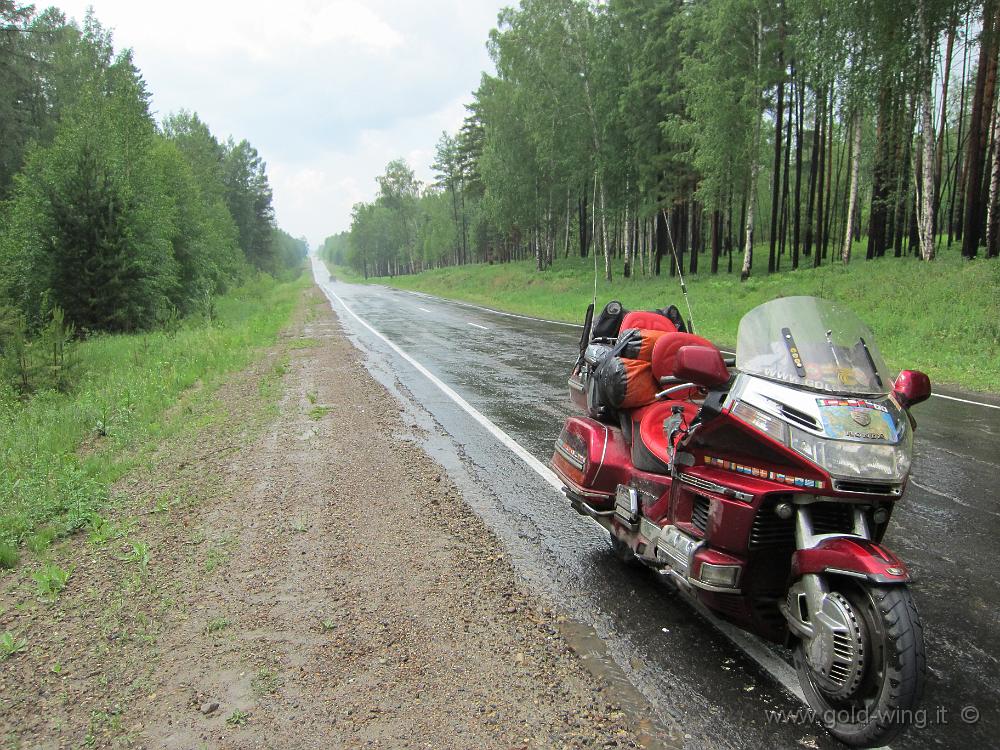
{"left": 307, "top": 405, "right": 332, "bottom": 420}
{"left": 335, "top": 245, "right": 1000, "bottom": 393}
{"left": 0, "top": 631, "right": 28, "bottom": 660}
{"left": 0, "top": 272, "right": 308, "bottom": 553}
{"left": 204, "top": 616, "right": 230, "bottom": 634}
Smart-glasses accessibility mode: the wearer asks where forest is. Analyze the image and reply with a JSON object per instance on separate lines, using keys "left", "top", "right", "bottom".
{"left": 322, "top": 0, "right": 1000, "bottom": 283}
{"left": 0, "top": 3, "right": 305, "bottom": 392}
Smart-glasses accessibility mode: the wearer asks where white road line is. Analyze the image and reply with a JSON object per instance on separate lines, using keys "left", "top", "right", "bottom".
{"left": 931, "top": 392, "right": 1000, "bottom": 410}
{"left": 467, "top": 322, "right": 488, "bottom": 330}
{"left": 318, "top": 283, "right": 564, "bottom": 494}
{"left": 417, "top": 306, "right": 432, "bottom": 313}
{"left": 314, "top": 274, "right": 827, "bottom": 717}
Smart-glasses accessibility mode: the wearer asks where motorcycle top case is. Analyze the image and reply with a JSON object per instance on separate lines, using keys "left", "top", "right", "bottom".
{"left": 591, "top": 300, "right": 627, "bottom": 340}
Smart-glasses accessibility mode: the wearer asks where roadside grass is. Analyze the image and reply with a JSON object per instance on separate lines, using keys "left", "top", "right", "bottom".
{"left": 0, "top": 272, "right": 309, "bottom": 562}
{"left": 308, "top": 405, "right": 332, "bottom": 420}
{"left": 204, "top": 616, "right": 230, "bottom": 634}
{"left": 337, "top": 245, "right": 1000, "bottom": 392}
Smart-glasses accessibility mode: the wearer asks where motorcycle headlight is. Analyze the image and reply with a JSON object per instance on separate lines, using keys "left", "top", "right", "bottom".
{"left": 732, "top": 400, "right": 912, "bottom": 482}
{"left": 788, "top": 422, "right": 911, "bottom": 482}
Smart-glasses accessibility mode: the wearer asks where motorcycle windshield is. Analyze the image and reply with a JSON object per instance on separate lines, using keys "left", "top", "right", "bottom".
{"left": 736, "top": 296, "right": 893, "bottom": 396}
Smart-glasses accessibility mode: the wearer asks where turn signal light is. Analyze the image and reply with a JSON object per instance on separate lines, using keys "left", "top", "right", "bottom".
{"left": 699, "top": 563, "right": 741, "bottom": 589}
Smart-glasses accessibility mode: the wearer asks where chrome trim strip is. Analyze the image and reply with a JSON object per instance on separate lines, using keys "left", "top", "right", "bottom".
{"left": 832, "top": 479, "right": 902, "bottom": 496}
{"left": 655, "top": 382, "right": 698, "bottom": 399}
{"left": 680, "top": 473, "right": 754, "bottom": 502}
{"left": 822, "top": 567, "right": 869, "bottom": 579}
{"left": 591, "top": 424, "right": 610, "bottom": 484}
{"left": 688, "top": 578, "right": 743, "bottom": 594}
{"left": 563, "top": 483, "right": 612, "bottom": 500}
{"left": 570, "top": 498, "right": 616, "bottom": 518}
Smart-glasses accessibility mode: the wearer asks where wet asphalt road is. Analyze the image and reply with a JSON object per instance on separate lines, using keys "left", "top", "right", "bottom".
{"left": 310, "top": 258, "right": 1000, "bottom": 750}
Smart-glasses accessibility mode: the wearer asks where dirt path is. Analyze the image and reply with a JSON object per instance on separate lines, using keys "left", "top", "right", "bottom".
{"left": 1, "top": 287, "right": 648, "bottom": 749}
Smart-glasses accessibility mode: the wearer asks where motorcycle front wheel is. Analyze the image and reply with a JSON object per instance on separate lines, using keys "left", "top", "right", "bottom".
{"left": 794, "top": 582, "right": 927, "bottom": 748}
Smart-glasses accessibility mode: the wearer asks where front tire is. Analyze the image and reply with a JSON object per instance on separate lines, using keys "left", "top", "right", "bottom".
{"left": 795, "top": 582, "right": 926, "bottom": 748}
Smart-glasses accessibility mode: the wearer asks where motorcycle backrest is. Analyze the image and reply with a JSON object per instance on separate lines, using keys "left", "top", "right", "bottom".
{"left": 651, "top": 333, "right": 719, "bottom": 381}
{"left": 620, "top": 310, "right": 677, "bottom": 334}
{"left": 673, "top": 345, "right": 730, "bottom": 387}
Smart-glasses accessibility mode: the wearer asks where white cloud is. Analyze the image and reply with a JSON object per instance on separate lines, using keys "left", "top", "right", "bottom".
{"left": 55, "top": 0, "right": 501, "bottom": 246}
{"left": 269, "top": 95, "right": 469, "bottom": 247}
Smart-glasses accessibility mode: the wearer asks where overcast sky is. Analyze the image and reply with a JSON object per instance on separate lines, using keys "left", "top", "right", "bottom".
{"left": 56, "top": 1, "right": 504, "bottom": 248}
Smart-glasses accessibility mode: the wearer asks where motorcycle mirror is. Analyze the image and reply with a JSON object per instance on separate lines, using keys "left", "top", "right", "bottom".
{"left": 674, "top": 345, "right": 730, "bottom": 388}
{"left": 893, "top": 370, "right": 931, "bottom": 408}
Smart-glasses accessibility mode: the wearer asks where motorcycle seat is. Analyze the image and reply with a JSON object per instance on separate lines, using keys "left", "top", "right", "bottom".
{"left": 632, "top": 399, "right": 700, "bottom": 474}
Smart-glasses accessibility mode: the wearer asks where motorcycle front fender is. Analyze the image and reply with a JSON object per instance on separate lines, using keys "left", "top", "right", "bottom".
{"left": 791, "top": 536, "right": 911, "bottom": 584}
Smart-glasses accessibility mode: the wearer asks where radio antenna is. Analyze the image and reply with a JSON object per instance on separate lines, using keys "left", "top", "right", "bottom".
{"left": 591, "top": 171, "right": 599, "bottom": 320}
{"left": 661, "top": 207, "right": 696, "bottom": 334}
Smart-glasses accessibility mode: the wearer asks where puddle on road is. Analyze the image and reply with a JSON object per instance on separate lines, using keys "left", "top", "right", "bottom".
{"left": 556, "top": 618, "right": 684, "bottom": 750}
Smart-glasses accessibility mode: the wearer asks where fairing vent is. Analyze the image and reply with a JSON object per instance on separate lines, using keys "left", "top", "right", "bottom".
{"left": 812, "top": 503, "right": 856, "bottom": 534}
{"left": 749, "top": 499, "right": 857, "bottom": 550}
{"left": 833, "top": 479, "right": 902, "bottom": 496}
{"left": 777, "top": 403, "right": 820, "bottom": 431}
{"left": 691, "top": 495, "right": 710, "bottom": 535}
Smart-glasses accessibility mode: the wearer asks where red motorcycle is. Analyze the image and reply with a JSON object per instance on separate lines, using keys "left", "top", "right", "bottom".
{"left": 551, "top": 296, "right": 930, "bottom": 748}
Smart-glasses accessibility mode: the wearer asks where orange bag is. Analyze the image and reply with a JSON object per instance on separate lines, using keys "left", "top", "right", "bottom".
{"left": 620, "top": 328, "right": 672, "bottom": 362}
{"left": 596, "top": 356, "right": 659, "bottom": 410}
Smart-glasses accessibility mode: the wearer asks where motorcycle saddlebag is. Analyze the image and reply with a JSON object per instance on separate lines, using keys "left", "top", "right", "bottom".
{"left": 551, "top": 415, "right": 631, "bottom": 506}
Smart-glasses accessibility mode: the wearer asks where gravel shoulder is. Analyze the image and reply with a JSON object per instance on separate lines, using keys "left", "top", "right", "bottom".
{"left": 1, "top": 286, "right": 651, "bottom": 749}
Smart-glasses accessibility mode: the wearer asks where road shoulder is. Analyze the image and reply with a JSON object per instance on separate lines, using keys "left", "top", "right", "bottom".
{"left": 1, "top": 286, "right": 652, "bottom": 749}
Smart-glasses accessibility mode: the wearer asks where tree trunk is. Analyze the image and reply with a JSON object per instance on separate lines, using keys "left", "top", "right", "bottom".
{"left": 779, "top": 92, "right": 793, "bottom": 268}
{"left": 962, "top": 0, "right": 1000, "bottom": 258}
{"left": 624, "top": 196, "right": 632, "bottom": 278}
{"left": 793, "top": 64, "right": 804, "bottom": 268}
{"left": 893, "top": 94, "right": 916, "bottom": 258}
{"left": 985, "top": 95, "right": 1000, "bottom": 255}
{"left": 933, "top": 11, "right": 958, "bottom": 245}
{"left": 867, "top": 85, "right": 891, "bottom": 259}
{"left": 711, "top": 208, "right": 721, "bottom": 273}
{"left": 689, "top": 201, "right": 698, "bottom": 274}
{"left": 564, "top": 190, "right": 572, "bottom": 259}
{"left": 814, "top": 87, "right": 827, "bottom": 268}
{"left": 804, "top": 87, "right": 821, "bottom": 257}
{"left": 951, "top": 11, "right": 973, "bottom": 244}
{"left": 843, "top": 110, "right": 863, "bottom": 263}
{"left": 918, "top": 0, "right": 937, "bottom": 261}
{"left": 769, "top": 27, "right": 786, "bottom": 274}
{"left": 742, "top": 10, "right": 763, "bottom": 285}
{"left": 655, "top": 205, "right": 666, "bottom": 275}
{"left": 822, "top": 85, "right": 835, "bottom": 258}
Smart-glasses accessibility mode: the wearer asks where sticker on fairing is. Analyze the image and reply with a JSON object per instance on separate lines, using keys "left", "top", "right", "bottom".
{"left": 815, "top": 398, "right": 898, "bottom": 443}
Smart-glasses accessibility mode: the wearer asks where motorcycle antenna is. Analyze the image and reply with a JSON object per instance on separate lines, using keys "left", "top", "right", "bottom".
{"left": 591, "top": 171, "right": 599, "bottom": 322}
{"left": 661, "top": 207, "right": 696, "bottom": 334}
